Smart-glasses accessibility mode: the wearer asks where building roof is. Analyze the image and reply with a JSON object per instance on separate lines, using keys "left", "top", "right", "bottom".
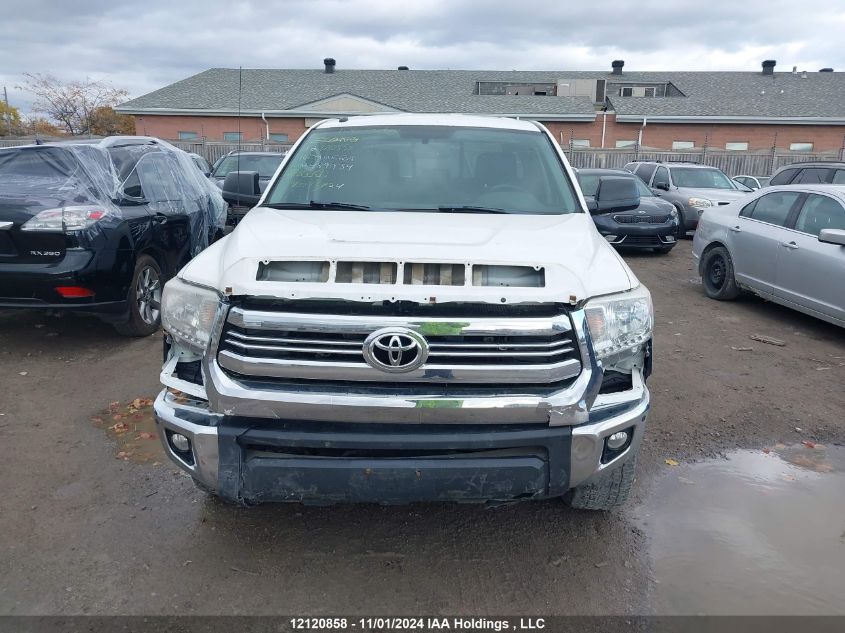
{"left": 116, "top": 66, "right": 845, "bottom": 124}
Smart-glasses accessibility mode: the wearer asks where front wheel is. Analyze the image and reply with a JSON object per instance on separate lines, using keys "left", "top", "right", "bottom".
{"left": 113, "top": 255, "right": 163, "bottom": 337}
{"left": 676, "top": 208, "right": 689, "bottom": 239}
{"left": 701, "top": 246, "right": 741, "bottom": 300}
{"left": 564, "top": 457, "right": 637, "bottom": 511}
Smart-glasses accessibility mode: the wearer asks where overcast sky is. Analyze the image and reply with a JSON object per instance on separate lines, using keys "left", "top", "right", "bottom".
{"left": 3, "top": 0, "right": 845, "bottom": 114}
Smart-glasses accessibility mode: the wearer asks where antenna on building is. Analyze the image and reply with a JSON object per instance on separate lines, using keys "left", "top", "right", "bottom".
{"left": 237, "top": 66, "right": 243, "bottom": 176}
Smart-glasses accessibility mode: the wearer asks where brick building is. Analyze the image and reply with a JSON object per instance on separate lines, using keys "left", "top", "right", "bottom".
{"left": 116, "top": 59, "right": 845, "bottom": 153}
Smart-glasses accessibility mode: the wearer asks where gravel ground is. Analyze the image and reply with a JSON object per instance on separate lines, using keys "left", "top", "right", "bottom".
{"left": 1, "top": 240, "right": 843, "bottom": 616}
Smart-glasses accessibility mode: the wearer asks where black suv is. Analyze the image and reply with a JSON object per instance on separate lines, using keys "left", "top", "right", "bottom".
{"left": 769, "top": 161, "right": 845, "bottom": 186}
{"left": 0, "top": 137, "right": 226, "bottom": 335}
{"left": 579, "top": 169, "right": 680, "bottom": 253}
{"left": 210, "top": 151, "right": 285, "bottom": 224}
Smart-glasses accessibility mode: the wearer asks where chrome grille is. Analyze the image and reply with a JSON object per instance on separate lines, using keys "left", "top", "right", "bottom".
{"left": 216, "top": 306, "right": 582, "bottom": 386}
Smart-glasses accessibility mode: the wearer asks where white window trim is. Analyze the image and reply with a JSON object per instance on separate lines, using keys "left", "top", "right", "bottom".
{"left": 672, "top": 141, "right": 695, "bottom": 150}
{"left": 725, "top": 142, "right": 749, "bottom": 151}
{"left": 789, "top": 142, "right": 814, "bottom": 152}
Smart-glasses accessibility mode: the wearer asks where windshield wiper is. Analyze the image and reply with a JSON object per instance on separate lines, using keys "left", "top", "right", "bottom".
{"left": 264, "top": 201, "right": 372, "bottom": 211}
{"left": 436, "top": 205, "right": 510, "bottom": 214}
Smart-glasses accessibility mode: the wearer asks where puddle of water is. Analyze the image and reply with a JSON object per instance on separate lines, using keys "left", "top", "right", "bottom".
{"left": 91, "top": 397, "right": 164, "bottom": 464}
{"left": 636, "top": 444, "right": 845, "bottom": 615}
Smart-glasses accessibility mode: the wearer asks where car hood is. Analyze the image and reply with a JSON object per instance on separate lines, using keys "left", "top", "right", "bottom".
{"left": 598, "top": 196, "right": 675, "bottom": 216}
{"left": 679, "top": 188, "right": 749, "bottom": 203}
{"left": 180, "top": 206, "right": 638, "bottom": 304}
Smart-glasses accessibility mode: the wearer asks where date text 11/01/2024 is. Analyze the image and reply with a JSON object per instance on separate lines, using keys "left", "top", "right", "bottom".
{"left": 290, "top": 617, "right": 547, "bottom": 630}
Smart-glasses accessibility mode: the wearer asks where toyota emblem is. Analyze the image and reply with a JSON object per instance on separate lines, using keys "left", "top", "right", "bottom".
{"left": 363, "top": 328, "right": 429, "bottom": 373}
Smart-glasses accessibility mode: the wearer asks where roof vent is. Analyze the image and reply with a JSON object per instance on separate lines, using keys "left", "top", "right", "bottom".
{"left": 820, "top": 68, "right": 834, "bottom": 72}
{"left": 398, "top": 65, "right": 409, "bottom": 70}
{"left": 611, "top": 60, "right": 624, "bottom": 75}
{"left": 762, "top": 60, "right": 776, "bottom": 75}
{"left": 323, "top": 58, "right": 336, "bottom": 74}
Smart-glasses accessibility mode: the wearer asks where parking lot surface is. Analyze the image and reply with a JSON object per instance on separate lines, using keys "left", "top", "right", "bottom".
{"left": 1, "top": 241, "right": 843, "bottom": 616}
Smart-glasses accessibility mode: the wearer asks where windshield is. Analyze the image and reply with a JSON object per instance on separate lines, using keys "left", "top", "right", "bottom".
{"left": 579, "top": 174, "right": 653, "bottom": 198}
{"left": 671, "top": 167, "right": 735, "bottom": 189}
{"left": 264, "top": 125, "right": 579, "bottom": 214}
{"left": 213, "top": 154, "right": 283, "bottom": 179}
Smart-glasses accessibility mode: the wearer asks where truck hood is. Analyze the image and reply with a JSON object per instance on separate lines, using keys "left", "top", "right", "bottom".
{"left": 180, "top": 206, "right": 637, "bottom": 304}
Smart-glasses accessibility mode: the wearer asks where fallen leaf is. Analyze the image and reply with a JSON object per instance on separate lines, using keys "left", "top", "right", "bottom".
{"left": 108, "top": 401, "right": 120, "bottom": 411}
{"left": 665, "top": 458, "right": 680, "bottom": 466}
{"left": 137, "top": 432, "right": 156, "bottom": 440}
{"left": 90, "top": 417, "right": 103, "bottom": 424}
{"left": 802, "top": 440, "right": 816, "bottom": 449}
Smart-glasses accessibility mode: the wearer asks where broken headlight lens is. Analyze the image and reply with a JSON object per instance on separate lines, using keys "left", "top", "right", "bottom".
{"left": 161, "top": 277, "right": 220, "bottom": 354}
{"left": 585, "top": 285, "right": 653, "bottom": 361}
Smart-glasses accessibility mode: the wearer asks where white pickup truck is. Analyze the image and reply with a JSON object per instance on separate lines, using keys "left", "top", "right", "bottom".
{"left": 154, "top": 114, "right": 653, "bottom": 510}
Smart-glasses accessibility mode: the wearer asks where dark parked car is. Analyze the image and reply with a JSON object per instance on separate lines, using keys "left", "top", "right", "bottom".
{"left": 579, "top": 169, "right": 680, "bottom": 253}
{"left": 210, "top": 151, "right": 285, "bottom": 224}
{"left": 769, "top": 161, "right": 845, "bottom": 186}
{"left": 188, "top": 152, "right": 212, "bottom": 177}
{"left": 0, "top": 136, "right": 226, "bottom": 336}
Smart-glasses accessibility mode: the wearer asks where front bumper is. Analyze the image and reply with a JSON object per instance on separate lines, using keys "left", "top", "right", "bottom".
{"left": 593, "top": 218, "right": 679, "bottom": 250}
{"left": 153, "top": 372, "right": 649, "bottom": 504}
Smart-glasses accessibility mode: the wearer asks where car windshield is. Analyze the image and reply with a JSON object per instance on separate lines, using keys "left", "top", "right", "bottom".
{"left": 264, "top": 125, "right": 579, "bottom": 214}
{"left": 213, "top": 154, "right": 283, "bottom": 179}
{"left": 579, "top": 174, "right": 653, "bottom": 198}
{"left": 671, "top": 167, "right": 735, "bottom": 189}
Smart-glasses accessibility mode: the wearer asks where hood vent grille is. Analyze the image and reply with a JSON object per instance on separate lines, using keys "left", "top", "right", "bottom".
{"left": 256, "top": 261, "right": 545, "bottom": 288}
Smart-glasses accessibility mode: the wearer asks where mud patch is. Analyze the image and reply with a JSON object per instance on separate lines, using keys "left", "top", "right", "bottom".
{"left": 91, "top": 397, "right": 163, "bottom": 464}
{"left": 636, "top": 444, "right": 845, "bottom": 615}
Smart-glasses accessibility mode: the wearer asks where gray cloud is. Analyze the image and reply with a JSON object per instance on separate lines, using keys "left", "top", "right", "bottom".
{"left": 2, "top": 0, "right": 844, "bottom": 113}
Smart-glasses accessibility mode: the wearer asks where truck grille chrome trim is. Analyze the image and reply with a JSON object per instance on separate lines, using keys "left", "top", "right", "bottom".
{"left": 201, "top": 304, "right": 603, "bottom": 426}
{"left": 216, "top": 306, "right": 582, "bottom": 384}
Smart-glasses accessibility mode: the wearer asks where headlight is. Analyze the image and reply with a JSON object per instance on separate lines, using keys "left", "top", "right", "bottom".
{"left": 668, "top": 207, "right": 678, "bottom": 218}
{"left": 21, "top": 205, "right": 119, "bottom": 232}
{"left": 687, "top": 197, "right": 712, "bottom": 209}
{"left": 585, "top": 285, "right": 653, "bottom": 361}
{"left": 161, "top": 277, "right": 221, "bottom": 353}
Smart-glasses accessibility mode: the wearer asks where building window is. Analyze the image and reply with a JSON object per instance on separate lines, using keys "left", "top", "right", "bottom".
{"left": 223, "top": 132, "right": 243, "bottom": 142}
{"left": 620, "top": 87, "right": 633, "bottom": 97}
{"left": 269, "top": 133, "right": 289, "bottom": 143}
{"left": 725, "top": 142, "right": 749, "bottom": 151}
{"left": 616, "top": 140, "right": 636, "bottom": 148}
{"left": 789, "top": 142, "right": 814, "bottom": 152}
{"left": 672, "top": 141, "right": 695, "bottom": 150}
{"left": 177, "top": 131, "right": 198, "bottom": 140}
{"left": 571, "top": 139, "right": 591, "bottom": 148}
{"left": 644, "top": 87, "right": 656, "bottom": 97}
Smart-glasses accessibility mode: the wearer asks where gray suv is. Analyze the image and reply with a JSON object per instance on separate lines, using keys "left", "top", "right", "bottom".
{"left": 629, "top": 162, "right": 749, "bottom": 236}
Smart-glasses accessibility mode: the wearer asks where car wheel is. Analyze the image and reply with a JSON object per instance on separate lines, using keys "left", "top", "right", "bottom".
{"left": 564, "top": 457, "right": 637, "bottom": 511}
{"left": 675, "top": 207, "right": 689, "bottom": 239}
{"left": 113, "top": 255, "right": 163, "bottom": 337}
{"left": 701, "top": 246, "right": 741, "bottom": 300}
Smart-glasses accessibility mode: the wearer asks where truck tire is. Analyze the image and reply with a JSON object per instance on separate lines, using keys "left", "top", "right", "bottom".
{"left": 114, "top": 255, "right": 162, "bottom": 337}
{"left": 701, "top": 246, "right": 741, "bottom": 300}
{"left": 564, "top": 457, "right": 637, "bottom": 511}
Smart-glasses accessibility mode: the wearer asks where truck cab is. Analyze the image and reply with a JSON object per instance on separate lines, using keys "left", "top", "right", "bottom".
{"left": 154, "top": 114, "right": 653, "bottom": 510}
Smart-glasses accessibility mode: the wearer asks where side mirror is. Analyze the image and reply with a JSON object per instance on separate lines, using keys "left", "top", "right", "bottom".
{"left": 222, "top": 171, "right": 261, "bottom": 206}
{"left": 819, "top": 228, "right": 845, "bottom": 246}
{"left": 654, "top": 181, "right": 670, "bottom": 191}
{"left": 594, "top": 176, "right": 640, "bottom": 213}
{"left": 585, "top": 198, "right": 599, "bottom": 214}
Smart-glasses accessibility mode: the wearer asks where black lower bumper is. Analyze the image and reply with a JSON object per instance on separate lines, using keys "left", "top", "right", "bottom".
{"left": 0, "top": 248, "right": 131, "bottom": 318}
{"left": 217, "top": 420, "right": 572, "bottom": 505}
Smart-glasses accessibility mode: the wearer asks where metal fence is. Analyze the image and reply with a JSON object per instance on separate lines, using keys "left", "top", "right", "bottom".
{"left": 2, "top": 137, "right": 843, "bottom": 177}
{"left": 563, "top": 147, "right": 845, "bottom": 176}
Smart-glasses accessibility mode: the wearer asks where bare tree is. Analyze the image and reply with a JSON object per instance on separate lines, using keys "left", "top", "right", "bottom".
{"left": 22, "top": 73, "right": 129, "bottom": 136}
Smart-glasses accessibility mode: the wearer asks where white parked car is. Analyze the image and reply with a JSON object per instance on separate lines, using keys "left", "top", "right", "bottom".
{"left": 154, "top": 114, "right": 654, "bottom": 509}
{"left": 693, "top": 185, "right": 845, "bottom": 326}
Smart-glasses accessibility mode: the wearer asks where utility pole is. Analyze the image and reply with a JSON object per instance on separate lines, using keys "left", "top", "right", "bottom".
{"left": 3, "top": 86, "right": 11, "bottom": 137}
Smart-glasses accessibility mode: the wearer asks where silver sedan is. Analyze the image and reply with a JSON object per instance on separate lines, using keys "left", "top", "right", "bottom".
{"left": 693, "top": 185, "right": 845, "bottom": 327}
